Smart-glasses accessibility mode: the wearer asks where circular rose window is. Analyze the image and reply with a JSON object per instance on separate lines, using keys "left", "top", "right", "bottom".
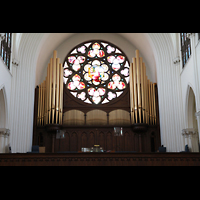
{"left": 63, "top": 40, "right": 130, "bottom": 104}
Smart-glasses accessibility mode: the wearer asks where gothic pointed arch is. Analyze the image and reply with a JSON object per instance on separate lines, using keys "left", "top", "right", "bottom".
{"left": 0, "top": 85, "right": 7, "bottom": 128}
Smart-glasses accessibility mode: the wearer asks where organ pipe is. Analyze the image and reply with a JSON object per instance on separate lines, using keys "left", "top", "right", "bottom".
{"left": 129, "top": 50, "right": 157, "bottom": 125}
{"left": 37, "top": 50, "right": 63, "bottom": 126}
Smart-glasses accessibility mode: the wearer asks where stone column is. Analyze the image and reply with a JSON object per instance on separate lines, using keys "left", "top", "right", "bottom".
{"left": 4, "top": 129, "right": 10, "bottom": 153}
{"left": 182, "top": 128, "right": 199, "bottom": 152}
{"left": 0, "top": 132, "right": 4, "bottom": 153}
{"left": 0, "top": 129, "right": 10, "bottom": 153}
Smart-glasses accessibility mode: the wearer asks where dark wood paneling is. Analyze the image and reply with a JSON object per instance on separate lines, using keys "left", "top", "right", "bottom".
{"left": 34, "top": 125, "right": 160, "bottom": 153}
{"left": 1, "top": 153, "right": 200, "bottom": 166}
{"left": 70, "top": 132, "right": 78, "bottom": 151}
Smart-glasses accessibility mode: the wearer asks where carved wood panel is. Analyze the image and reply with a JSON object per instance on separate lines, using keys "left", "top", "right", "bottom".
{"left": 81, "top": 132, "right": 87, "bottom": 148}
{"left": 70, "top": 132, "right": 78, "bottom": 151}
{"left": 106, "top": 132, "right": 113, "bottom": 151}
{"left": 99, "top": 132, "right": 105, "bottom": 149}
{"left": 35, "top": 125, "right": 160, "bottom": 153}
{"left": 88, "top": 132, "right": 95, "bottom": 147}
{"left": 124, "top": 132, "right": 131, "bottom": 151}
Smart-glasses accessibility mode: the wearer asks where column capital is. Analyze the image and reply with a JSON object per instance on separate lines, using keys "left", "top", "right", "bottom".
{"left": 12, "top": 58, "right": 19, "bottom": 67}
{"left": 0, "top": 33, "right": 5, "bottom": 42}
{"left": 195, "top": 111, "right": 200, "bottom": 117}
{"left": 182, "top": 128, "right": 198, "bottom": 137}
{"left": 173, "top": 56, "right": 180, "bottom": 65}
{"left": 186, "top": 33, "right": 195, "bottom": 39}
{"left": 0, "top": 128, "right": 10, "bottom": 136}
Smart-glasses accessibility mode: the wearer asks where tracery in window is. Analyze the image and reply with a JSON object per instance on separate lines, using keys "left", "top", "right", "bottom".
{"left": 63, "top": 40, "right": 130, "bottom": 105}
{"left": 0, "top": 33, "right": 12, "bottom": 70}
{"left": 180, "top": 33, "right": 191, "bottom": 68}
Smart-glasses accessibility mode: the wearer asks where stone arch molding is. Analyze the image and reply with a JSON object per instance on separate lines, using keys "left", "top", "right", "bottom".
{"left": 185, "top": 84, "right": 197, "bottom": 128}
{"left": 0, "top": 85, "right": 8, "bottom": 128}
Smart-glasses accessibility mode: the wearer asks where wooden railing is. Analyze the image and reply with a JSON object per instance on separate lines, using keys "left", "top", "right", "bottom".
{"left": 0, "top": 152, "right": 200, "bottom": 166}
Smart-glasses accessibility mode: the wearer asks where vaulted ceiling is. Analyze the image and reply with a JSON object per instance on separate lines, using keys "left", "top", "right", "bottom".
{"left": 14, "top": 33, "right": 175, "bottom": 86}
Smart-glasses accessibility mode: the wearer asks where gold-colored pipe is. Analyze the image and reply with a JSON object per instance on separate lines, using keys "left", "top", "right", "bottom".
{"left": 52, "top": 51, "right": 57, "bottom": 124}
{"left": 37, "top": 85, "right": 39, "bottom": 125}
{"left": 152, "top": 83, "right": 156, "bottom": 125}
{"left": 46, "top": 65, "right": 50, "bottom": 124}
{"left": 136, "top": 50, "right": 141, "bottom": 123}
{"left": 133, "top": 57, "right": 138, "bottom": 123}
{"left": 153, "top": 83, "right": 157, "bottom": 125}
{"left": 128, "top": 50, "right": 157, "bottom": 126}
{"left": 41, "top": 81, "right": 44, "bottom": 126}
{"left": 41, "top": 82, "right": 43, "bottom": 125}
{"left": 147, "top": 80, "right": 151, "bottom": 125}
{"left": 149, "top": 82, "right": 152, "bottom": 125}
{"left": 44, "top": 77, "right": 47, "bottom": 125}
{"left": 140, "top": 57, "right": 145, "bottom": 123}
{"left": 152, "top": 83, "right": 154, "bottom": 125}
{"left": 37, "top": 50, "right": 63, "bottom": 126}
{"left": 39, "top": 84, "right": 42, "bottom": 125}
{"left": 129, "top": 62, "right": 134, "bottom": 124}
{"left": 145, "top": 77, "right": 148, "bottom": 124}
{"left": 56, "top": 58, "right": 60, "bottom": 124}
{"left": 37, "top": 84, "right": 41, "bottom": 125}
{"left": 49, "top": 58, "right": 53, "bottom": 123}
{"left": 44, "top": 80, "right": 46, "bottom": 125}
{"left": 150, "top": 82, "right": 153, "bottom": 125}
{"left": 143, "top": 63, "right": 147, "bottom": 124}
{"left": 59, "top": 63, "right": 63, "bottom": 125}
{"left": 152, "top": 83, "right": 155, "bottom": 125}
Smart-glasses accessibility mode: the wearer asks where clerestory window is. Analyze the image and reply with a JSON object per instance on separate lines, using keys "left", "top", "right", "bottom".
{"left": 0, "top": 33, "right": 12, "bottom": 70}
{"left": 180, "top": 33, "right": 191, "bottom": 68}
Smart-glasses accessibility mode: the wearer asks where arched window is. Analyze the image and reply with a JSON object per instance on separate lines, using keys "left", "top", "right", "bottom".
{"left": 63, "top": 40, "right": 130, "bottom": 105}
{"left": 180, "top": 33, "right": 191, "bottom": 68}
{"left": 0, "top": 33, "right": 12, "bottom": 70}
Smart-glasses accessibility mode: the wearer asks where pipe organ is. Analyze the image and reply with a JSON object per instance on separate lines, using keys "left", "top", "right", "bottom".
{"left": 129, "top": 50, "right": 157, "bottom": 125}
{"left": 37, "top": 50, "right": 63, "bottom": 126}
{"left": 33, "top": 49, "right": 160, "bottom": 153}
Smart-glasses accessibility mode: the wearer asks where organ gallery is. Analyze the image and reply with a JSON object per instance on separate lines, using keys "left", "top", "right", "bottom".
{"left": 33, "top": 40, "right": 160, "bottom": 153}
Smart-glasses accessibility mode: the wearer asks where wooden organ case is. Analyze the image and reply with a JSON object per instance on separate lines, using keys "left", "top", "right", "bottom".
{"left": 33, "top": 48, "right": 161, "bottom": 153}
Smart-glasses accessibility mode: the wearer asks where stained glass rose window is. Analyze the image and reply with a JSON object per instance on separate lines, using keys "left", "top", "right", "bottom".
{"left": 63, "top": 40, "right": 130, "bottom": 104}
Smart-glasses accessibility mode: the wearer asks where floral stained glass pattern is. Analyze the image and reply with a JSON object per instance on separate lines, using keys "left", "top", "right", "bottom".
{"left": 63, "top": 40, "right": 130, "bottom": 104}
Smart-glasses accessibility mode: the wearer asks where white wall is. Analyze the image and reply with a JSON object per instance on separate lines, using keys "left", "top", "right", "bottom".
{"left": 8, "top": 33, "right": 45, "bottom": 153}
{"left": 148, "top": 33, "right": 185, "bottom": 152}
{"left": 179, "top": 33, "right": 200, "bottom": 144}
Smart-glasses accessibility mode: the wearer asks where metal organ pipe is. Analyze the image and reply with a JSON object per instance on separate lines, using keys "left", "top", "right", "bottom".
{"left": 129, "top": 50, "right": 157, "bottom": 125}
{"left": 37, "top": 50, "right": 63, "bottom": 126}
